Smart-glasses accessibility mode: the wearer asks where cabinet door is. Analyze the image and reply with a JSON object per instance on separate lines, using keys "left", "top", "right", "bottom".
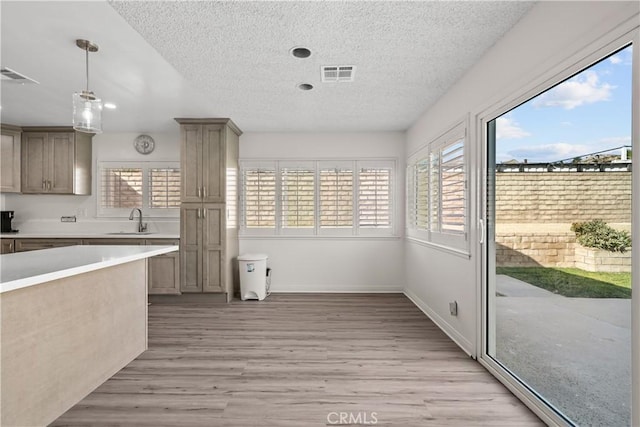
{"left": 180, "top": 204, "right": 203, "bottom": 292}
{"left": 202, "top": 204, "right": 224, "bottom": 293}
{"left": 180, "top": 125, "right": 204, "bottom": 203}
{"left": 48, "top": 132, "right": 74, "bottom": 194}
{"left": 14, "top": 239, "right": 82, "bottom": 252}
{"left": 21, "top": 133, "right": 48, "bottom": 193}
{"left": 146, "top": 238, "right": 180, "bottom": 295}
{"left": 1, "top": 239, "right": 15, "bottom": 254}
{"left": 149, "top": 252, "right": 181, "bottom": 295}
{"left": 202, "top": 125, "right": 225, "bottom": 202}
{"left": 1, "top": 128, "right": 21, "bottom": 193}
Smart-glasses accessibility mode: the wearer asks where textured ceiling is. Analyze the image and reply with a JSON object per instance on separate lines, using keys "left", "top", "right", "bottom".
{"left": 109, "top": 1, "right": 534, "bottom": 132}
{"left": 1, "top": 1, "right": 534, "bottom": 133}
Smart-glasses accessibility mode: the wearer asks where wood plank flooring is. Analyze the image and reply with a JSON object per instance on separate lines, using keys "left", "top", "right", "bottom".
{"left": 52, "top": 294, "right": 543, "bottom": 426}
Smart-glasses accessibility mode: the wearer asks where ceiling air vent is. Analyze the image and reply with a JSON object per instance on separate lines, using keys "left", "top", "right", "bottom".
{"left": 321, "top": 65, "right": 355, "bottom": 83}
{"left": 1, "top": 67, "right": 39, "bottom": 84}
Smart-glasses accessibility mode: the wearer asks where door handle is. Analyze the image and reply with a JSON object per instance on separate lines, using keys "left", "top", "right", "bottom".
{"left": 479, "top": 218, "right": 485, "bottom": 244}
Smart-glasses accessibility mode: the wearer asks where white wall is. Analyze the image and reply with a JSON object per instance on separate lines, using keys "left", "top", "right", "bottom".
{"left": 3, "top": 131, "right": 180, "bottom": 234}
{"left": 404, "top": 1, "right": 639, "bottom": 356}
{"left": 240, "top": 131, "right": 405, "bottom": 292}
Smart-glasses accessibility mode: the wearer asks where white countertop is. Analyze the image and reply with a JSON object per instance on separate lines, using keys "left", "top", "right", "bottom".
{"left": 0, "top": 232, "right": 179, "bottom": 239}
{"left": 0, "top": 245, "right": 178, "bottom": 294}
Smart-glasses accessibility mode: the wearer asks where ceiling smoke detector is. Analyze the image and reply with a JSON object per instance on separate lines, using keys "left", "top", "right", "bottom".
{"left": 0, "top": 67, "right": 39, "bottom": 84}
{"left": 321, "top": 66, "right": 355, "bottom": 83}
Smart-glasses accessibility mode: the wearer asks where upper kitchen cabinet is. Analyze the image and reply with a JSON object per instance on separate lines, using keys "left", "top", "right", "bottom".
{"left": 176, "top": 118, "right": 242, "bottom": 203}
{"left": 21, "top": 127, "right": 92, "bottom": 195}
{"left": 1, "top": 124, "right": 21, "bottom": 193}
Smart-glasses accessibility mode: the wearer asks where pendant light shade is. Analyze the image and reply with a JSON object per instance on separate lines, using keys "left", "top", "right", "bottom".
{"left": 73, "top": 39, "right": 103, "bottom": 134}
{"left": 72, "top": 92, "right": 102, "bottom": 133}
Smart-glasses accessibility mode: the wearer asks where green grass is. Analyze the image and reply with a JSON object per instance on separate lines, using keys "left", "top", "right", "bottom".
{"left": 496, "top": 267, "right": 631, "bottom": 299}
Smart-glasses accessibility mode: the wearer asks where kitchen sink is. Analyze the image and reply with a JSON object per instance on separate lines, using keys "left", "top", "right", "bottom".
{"left": 105, "top": 232, "right": 154, "bottom": 235}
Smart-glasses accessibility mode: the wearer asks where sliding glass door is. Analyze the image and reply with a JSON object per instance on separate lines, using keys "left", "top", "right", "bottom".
{"left": 484, "top": 44, "right": 635, "bottom": 426}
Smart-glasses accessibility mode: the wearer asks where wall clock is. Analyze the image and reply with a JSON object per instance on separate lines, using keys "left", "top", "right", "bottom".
{"left": 134, "top": 134, "right": 155, "bottom": 155}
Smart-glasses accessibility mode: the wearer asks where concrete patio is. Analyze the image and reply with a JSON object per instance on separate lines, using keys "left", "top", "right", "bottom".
{"left": 495, "top": 275, "right": 631, "bottom": 427}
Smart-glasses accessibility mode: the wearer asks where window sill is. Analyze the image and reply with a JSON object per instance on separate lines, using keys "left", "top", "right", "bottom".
{"left": 239, "top": 234, "right": 402, "bottom": 241}
{"left": 405, "top": 236, "right": 471, "bottom": 259}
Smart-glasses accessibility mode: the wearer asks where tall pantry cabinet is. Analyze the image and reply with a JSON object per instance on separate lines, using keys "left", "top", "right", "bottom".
{"left": 176, "top": 118, "right": 241, "bottom": 302}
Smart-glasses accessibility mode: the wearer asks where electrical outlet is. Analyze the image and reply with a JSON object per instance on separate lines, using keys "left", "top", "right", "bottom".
{"left": 449, "top": 301, "right": 458, "bottom": 316}
{"left": 61, "top": 216, "right": 77, "bottom": 223}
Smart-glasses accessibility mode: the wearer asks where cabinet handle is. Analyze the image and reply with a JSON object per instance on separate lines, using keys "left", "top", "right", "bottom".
{"left": 203, "top": 208, "right": 206, "bottom": 218}
{"left": 197, "top": 208, "right": 201, "bottom": 219}
{"left": 197, "top": 187, "right": 202, "bottom": 198}
{"left": 42, "top": 180, "right": 46, "bottom": 190}
{"left": 9, "top": 243, "right": 13, "bottom": 251}
{"left": 202, "top": 186, "right": 207, "bottom": 198}
{"left": 47, "top": 181, "right": 52, "bottom": 191}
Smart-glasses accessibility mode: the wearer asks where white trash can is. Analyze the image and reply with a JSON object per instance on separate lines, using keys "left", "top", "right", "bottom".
{"left": 238, "top": 253, "right": 269, "bottom": 300}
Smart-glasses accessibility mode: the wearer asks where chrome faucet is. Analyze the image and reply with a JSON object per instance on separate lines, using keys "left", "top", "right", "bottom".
{"left": 129, "top": 208, "right": 148, "bottom": 233}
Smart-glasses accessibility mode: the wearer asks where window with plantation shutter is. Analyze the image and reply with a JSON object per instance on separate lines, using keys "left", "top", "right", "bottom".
{"left": 281, "top": 165, "right": 315, "bottom": 231}
{"left": 406, "top": 120, "right": 468, "bottom": 252}
{"left": 320, "top": 165, "right": 353, "bottom": 230}
{"left": 439, "top": 139, "right": 465, "bottom": 234}
{"left": 98, "top": 161, "right": 180, "bottom": 217}
{"left": 239, "top": 159, "right": 396, "bottom": 237}
{"left": 101, "top": 167, "right": 143, "bottom": 209}
{"left": 149, "top": 168, "right": 180, "bottom": 209}
{"left": 242, "top": 165, "right": 276, "bottom": 230}
{"left": 358, "top": 164, "right": 392, "bottom": 229}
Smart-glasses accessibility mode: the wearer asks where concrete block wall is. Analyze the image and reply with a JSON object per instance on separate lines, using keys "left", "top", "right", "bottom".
{"left": 574, "top": 246, "right": 632, "bottom": 273}
{"left": 496, "top": 172, "right": 632, "bottom": 223}
{"left": 496, "top": 232, "right": 577, "bottom": 268}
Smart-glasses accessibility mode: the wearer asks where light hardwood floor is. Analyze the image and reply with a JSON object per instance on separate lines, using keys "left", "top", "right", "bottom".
{"left": 52, "top": 294, "right": 543, "bottom": 426}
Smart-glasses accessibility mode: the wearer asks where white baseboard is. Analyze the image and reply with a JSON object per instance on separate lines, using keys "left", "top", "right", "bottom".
{"left": 271, "top": 284, "right": 403, "bottom": 293}
{"left": 403, "top": 288, "right": 474, "bottom": 357}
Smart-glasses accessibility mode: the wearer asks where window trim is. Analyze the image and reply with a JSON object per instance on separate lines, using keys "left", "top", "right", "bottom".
{"left": 96, "top": 161, "right": 180, "bottom": 218}
{"left": 240, "top": 158, "right": 398, "bottom": 238}
{"left": 407, "top": 118, "right": 469, "bottom": 253}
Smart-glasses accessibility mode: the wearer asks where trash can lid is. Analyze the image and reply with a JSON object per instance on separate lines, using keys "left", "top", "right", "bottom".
{"left": 238, "top": 253, "right": 268, "bottom": 261}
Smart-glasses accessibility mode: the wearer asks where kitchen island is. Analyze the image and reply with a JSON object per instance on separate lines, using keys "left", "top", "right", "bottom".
{"left": 0, "top": 245, "right": 178, "bottom": 427}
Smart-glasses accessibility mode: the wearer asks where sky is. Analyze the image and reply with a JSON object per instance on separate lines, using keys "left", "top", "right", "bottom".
{"left": 495, "top": 45, "right": 633, "bottom": 164}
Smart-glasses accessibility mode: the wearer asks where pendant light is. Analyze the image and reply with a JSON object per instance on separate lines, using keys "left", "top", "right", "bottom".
{"left": 72, "top": 39, "right": 103, "bottom": 134}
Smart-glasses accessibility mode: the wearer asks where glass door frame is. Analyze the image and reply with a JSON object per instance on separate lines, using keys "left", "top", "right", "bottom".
{"left": 476, "top": 29, "right": 639, "bottom": 426}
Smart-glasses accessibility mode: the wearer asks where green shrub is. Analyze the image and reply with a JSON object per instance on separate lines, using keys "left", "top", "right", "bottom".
{"left": 571, "top": 219, "right": 631, "bottom": 253}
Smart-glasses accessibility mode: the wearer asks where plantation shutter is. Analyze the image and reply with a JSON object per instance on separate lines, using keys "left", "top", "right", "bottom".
{"left": 101, "top": 167, "right": 143, "bottom": 209}
{"left": 148, "top": 168, "right": 181, "bottom": 208}
{"left": 429, "top": 151, "right": 440, "bottom": 232}
{"left": 242, "top": 165, "right": 276, "bottom": 229}
{"left": 406, "top": 165, "right": 416, "bottom": 229}
{"left": 358, "top": 162, "right": 392, "bottom": 229}
{"left": 415, "top": 159, "right": 429, "bottom": 231}
{"left": 280, "top": 163, "right": 315, "bottom": 230}
{"left": 226, "top": 168, "right": 238, "bottom": 229}
{"left": 319, "top": 163, "right": 354, "bottom": 229}
{"left": 439, "top": 139, "right": 465, "bottom": 234}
